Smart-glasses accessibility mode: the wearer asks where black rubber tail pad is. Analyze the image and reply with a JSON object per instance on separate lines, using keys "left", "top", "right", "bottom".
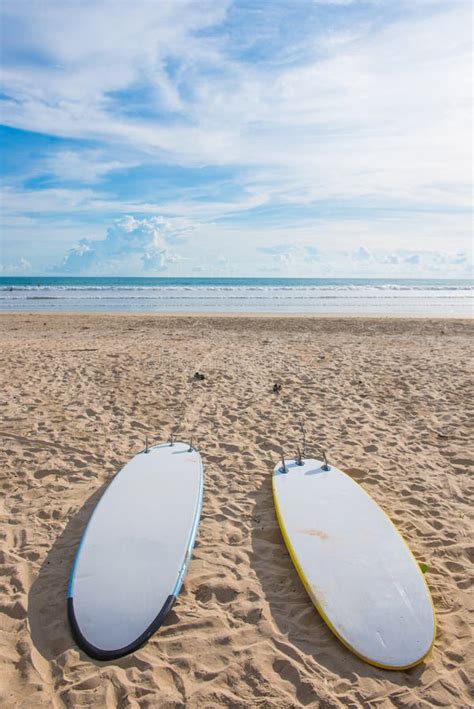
{"left": 67, "top": 594, "right": 176, "bottom": 661}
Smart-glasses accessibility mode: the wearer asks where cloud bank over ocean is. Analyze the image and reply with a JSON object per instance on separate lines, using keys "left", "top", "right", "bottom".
{"left": 55, "top": 216, "right": 192, "bottom": 274}
{"left": 0, "top": 0, "right": 472, "bottom": 276}
{"left": 48, "top": 215, "right": 469, "bottom": 279}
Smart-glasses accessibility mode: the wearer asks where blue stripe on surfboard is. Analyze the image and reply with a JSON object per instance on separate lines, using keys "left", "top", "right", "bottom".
{"left": 171, "top": 458, "right": 204, "bottom": 598}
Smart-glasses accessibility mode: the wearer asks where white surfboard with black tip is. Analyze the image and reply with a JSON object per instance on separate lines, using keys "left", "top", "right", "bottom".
{"left": 67, "top": 441, "right": 203, "bottom": 660}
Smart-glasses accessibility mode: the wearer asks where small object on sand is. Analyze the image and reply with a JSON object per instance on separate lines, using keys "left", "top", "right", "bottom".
{"left": 429, "top": 427, "right": 450, "bottom": 438}
{"left": 273, "top": 382, "right": 282, "bottom": 393}
{"left": 193, "top": 372, "right": 205, "bottom": 381}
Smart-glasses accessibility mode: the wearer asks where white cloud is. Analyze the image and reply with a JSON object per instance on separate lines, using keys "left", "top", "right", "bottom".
{"left": 354, "top": 246, "right": 370, "bottom": 262}
{"left": 42, "top": 150, "right": 137, "bottom": 184}
{"left": 0, "top": 257, "right": 32, "bottom": 274}
{"left": 55, "top": 215, "right": 194, "bottom": 273}
{"left": 1, "top": 185, "right": 98, "bottom": 214}
{"left": 257, "top": 241, "right": 473, "bottom": 277}
{"left": 258, "top": 243, "right": 322, "bottom": 271}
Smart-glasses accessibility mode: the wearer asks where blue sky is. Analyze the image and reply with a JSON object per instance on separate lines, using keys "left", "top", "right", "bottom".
{"left": 0, "top": 0, "right": 472, "bottom": 277}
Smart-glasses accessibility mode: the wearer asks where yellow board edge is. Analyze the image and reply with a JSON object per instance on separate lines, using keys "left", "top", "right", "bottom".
{"left": 271, "top": 465, "right": 437, "bottom": 671}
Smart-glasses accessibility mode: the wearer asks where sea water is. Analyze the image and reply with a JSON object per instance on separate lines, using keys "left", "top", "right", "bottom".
{"left": 0, "top": 277, "right": 472, "bottom": 316}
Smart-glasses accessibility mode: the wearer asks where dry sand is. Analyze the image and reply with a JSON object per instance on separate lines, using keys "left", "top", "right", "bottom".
{"left": 0, "top": 313, "right": 473, "bottom": 708}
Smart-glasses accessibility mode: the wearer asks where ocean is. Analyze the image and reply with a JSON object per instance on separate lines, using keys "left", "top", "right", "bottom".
{"left": 0, "top": 277, "right": 472, "bottom": 316}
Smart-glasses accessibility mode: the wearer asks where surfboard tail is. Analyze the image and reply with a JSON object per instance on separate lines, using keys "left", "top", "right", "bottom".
{"left": 67, "top": 594, "right": 176, "bottom": 661}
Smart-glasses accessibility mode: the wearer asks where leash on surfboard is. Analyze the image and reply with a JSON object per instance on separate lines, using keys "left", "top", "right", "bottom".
{"left": 266, "top": 346, "right": 331, "bottom": 471}
{"left": 150, "top": 345, "right": 216, "bottom": 452}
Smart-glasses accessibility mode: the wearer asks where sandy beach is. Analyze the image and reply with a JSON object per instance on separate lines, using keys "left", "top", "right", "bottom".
{"left": 0, "top": 313, "right": 472, "bottom": 708}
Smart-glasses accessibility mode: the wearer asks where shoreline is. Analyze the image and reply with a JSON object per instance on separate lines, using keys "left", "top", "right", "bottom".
{"left": 1, "top": 310, "right": 472, "bottom": 320}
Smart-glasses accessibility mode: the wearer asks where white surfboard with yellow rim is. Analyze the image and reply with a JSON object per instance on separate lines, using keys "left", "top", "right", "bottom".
{"left": 272, "top": 457, "right": 436, "bottom": 670}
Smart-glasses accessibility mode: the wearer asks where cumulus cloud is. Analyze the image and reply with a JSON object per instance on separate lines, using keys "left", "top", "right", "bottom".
{"left": 345, "top": 248, "right": 472, "bottom": 275}
{"left": 257, "top": 243, "right": 326, "bottom": 273}
{"left": 354, "top": 246, "right": 370, "bottom": 262}
{"left": 55, "top": 215, "right": 193, "bottom": 274}
{"left": 258, "top": 243, "right": 321, "bottom": 266}
{"left": 256, "top": 241, "right": 473, "bottom": 277}
{"left": 0, "top": 257, "right": 32, "bottom": 274}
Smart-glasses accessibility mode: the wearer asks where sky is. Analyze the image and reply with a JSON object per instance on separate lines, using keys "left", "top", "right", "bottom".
{"left": 0, "top": 0, "right": 472, "bottom": 278}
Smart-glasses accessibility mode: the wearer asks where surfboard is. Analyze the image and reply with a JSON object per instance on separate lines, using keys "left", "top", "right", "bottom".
{"left": 272, "top": 456, "right": 436, "bottom": 670}
{"left": 68, "top": 441, "right": 203, "bottom": 660}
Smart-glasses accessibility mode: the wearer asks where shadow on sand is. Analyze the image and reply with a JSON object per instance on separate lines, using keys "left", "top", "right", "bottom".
{"left": 28, "top": 477, "right": 186, "bottom": 667}
{"left": 249, "top": 466, "right": 428, "bottom": 689}
{"left": 28, "top": 478, "right": 184, "bottom": 667}
{"left": 28, "top": 481, "right": 108, "bottom": 663}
